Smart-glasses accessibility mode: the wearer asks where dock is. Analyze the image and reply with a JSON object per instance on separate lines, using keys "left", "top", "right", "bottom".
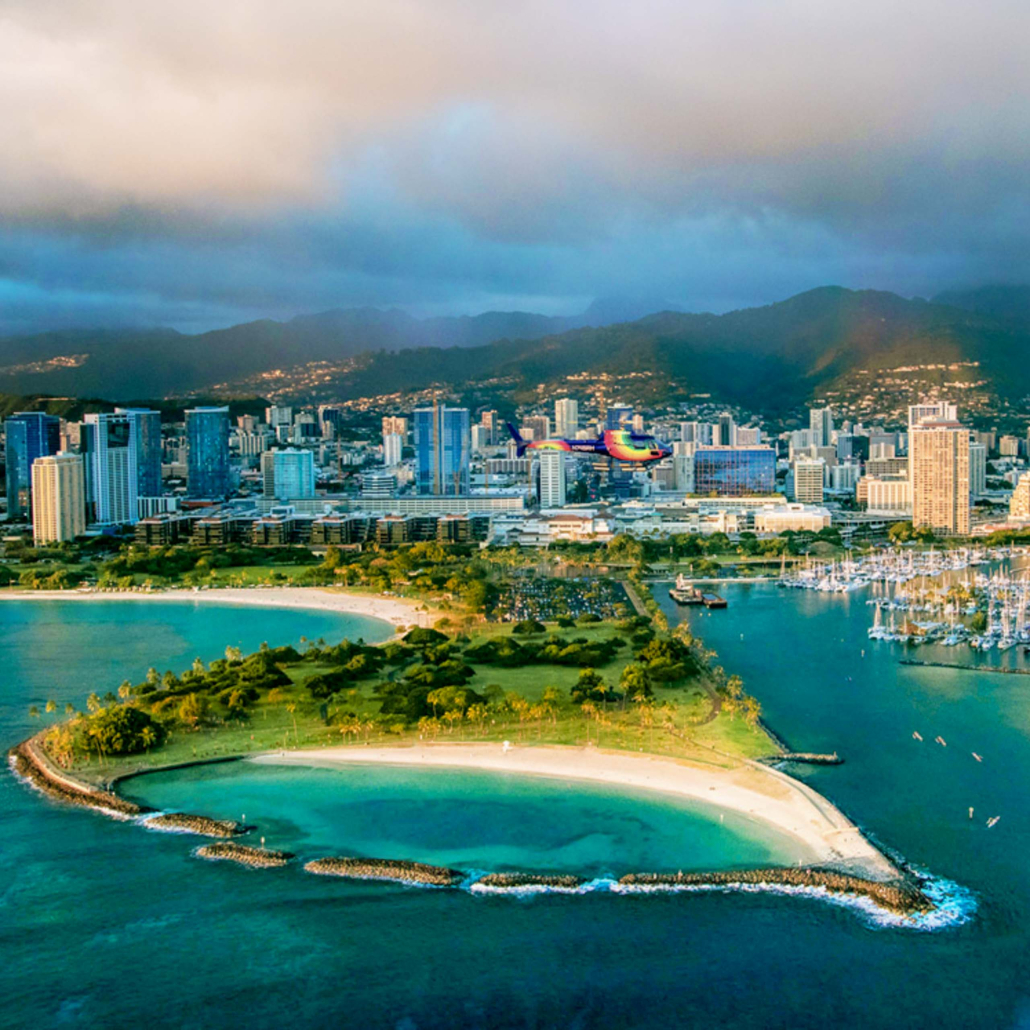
{"left": 701, "top": 593, "right": 727, "bottom": 609}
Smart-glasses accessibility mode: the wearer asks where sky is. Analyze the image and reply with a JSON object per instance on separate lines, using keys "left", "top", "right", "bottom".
{"left": 1, "top": 0, "right": 1029, "bottom": 335}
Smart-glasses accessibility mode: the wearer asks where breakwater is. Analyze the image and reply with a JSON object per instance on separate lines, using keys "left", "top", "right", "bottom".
{"left": 304, "top": 856, "right": 464, "bottom": 887}
{"left": 899, "top": 658, "right": 1030, "bottom": 676}
{"left": 770, "top": 753, "right": 843, "bottom": 766}
{"left": 196, "top": 842, "right": 293, "bottom": 867}
{"left": 617, "top": 868, "right": 932, "bottom": 917}
{"left": 142, "top": 812, "right": 248, "bottom": 837}
{"left": 475, "top": 872, "right": 588, "bottom": 890}
{"left": 8, "top": 741, "right": 145, "bottom": 819}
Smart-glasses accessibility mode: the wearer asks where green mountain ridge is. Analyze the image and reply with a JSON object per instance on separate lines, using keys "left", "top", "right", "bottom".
{"left": 0, "top": 286, "right": 1027, "bottom": 411}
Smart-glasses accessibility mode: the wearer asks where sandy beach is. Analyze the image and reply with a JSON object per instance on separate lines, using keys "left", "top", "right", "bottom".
{"left": 254, "top": 743, "right": 899, "bottom": 880}
{"left": 0, "top": 586, "right": 436, "bottom": 630}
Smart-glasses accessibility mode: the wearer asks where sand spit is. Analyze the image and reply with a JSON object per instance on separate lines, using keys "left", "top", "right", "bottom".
{"left": 8, "top": 741, "right": 144, "bottom": 819}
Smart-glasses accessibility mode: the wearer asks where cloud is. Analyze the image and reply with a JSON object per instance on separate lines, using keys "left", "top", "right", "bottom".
{"left": 0, "top": 0, "right": 1028, "bottom": 330}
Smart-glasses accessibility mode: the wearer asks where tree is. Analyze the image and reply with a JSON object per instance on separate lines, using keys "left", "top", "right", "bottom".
{"left": 140, "top": 726, "right": 158, "bottom": 753}
{"left": 118, "top": 680, "right": 133, "bottom": 703}
{"left": 28, "top": 704, "right": 40, "bottom": 719}
{"left": 86, "top": 692, "right": 102, "bottom": 714}
{"left": 286, "top": 701, "right": 299, "bottom": 741}
{"left": 178, "top": 693, "right": 207, "bottom": 730}
{"left": 45, "top": 699, "right": 56, "bottom": 715}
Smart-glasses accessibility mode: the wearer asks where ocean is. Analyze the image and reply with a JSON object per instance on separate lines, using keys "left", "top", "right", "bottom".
{"left": 1, "top": 589, "right": 1026, "bottom": 1028}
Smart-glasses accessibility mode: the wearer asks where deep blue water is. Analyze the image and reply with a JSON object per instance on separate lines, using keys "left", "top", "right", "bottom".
{"left": 2, "top": 590, "right": 1030, "bottom": 1028}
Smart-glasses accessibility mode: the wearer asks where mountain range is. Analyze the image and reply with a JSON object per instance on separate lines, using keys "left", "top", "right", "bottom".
{"left": 0, "top": 286, "right": 1028, "bottom": 412}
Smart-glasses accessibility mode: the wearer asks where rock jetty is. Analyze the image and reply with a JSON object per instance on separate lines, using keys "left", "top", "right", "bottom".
{"left": 143, "top": 812, "right": 247, "bottom": 837}
{"left": 474, "top": 872, "right": 588, "bottom": 890}
{"left": 195, "top": 842, "right": 293, "bottom": 867}
{"left": 8, "top": 741, "right": 145, "bottom": 818}
{"left": 618, "top": 867, "right": 933, "bottom": 916}
{"left": 304, "top": 857, "right": 464, "bottom": 887}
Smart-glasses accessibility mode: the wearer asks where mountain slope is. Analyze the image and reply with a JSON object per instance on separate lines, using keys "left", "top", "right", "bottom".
{"left": 327, "top": 287, "right": 1030, "bottom": 410}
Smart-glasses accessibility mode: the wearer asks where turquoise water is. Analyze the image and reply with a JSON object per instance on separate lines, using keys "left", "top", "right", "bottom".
{"left": 2, "top": 589, "right": 1029, "bottom": 1027}
{"left": 123, "top": 760, "right": 802, "bottom": 876}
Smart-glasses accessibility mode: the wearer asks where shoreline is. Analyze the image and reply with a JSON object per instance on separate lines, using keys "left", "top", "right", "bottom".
{"left": 0, "top": 586, "right": 437, "bottom": 631}
{"left": 10, "top": 735, "right": 937, "bottom": 918}
{"left": 252, "top": 743, "right": 900, "bottom": 882}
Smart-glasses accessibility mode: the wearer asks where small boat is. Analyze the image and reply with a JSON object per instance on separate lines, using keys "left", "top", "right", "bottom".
{"left": 972, "top": 752, "right": 983, "bottom": 762}
{"left": 969, "top": 807, "right": 974, "bottom": 819}
{"left": 912, "top": 731, "right": 923, "bottom": 741}
{"left": 987, "top": 816, "right": 1001, "bottom": 828}
{"left": 935, "top": 736, "right": 947, "bottom": 747}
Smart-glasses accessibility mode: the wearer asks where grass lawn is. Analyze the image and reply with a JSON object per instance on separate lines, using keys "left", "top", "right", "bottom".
{"left": 61, "top": 618, "right": 776, "bottom": 788}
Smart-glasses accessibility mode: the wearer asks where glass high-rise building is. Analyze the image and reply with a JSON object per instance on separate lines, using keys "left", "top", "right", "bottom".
{"left": 115, "top": 407, "right": 162, "bottom": 497}
{"left": 186, "top": 407, "right": 231, "bottom": 499}
{"left": 414, "top": 405, "right": 470, "bottom": 495}
{"left": 4, "top": 412, "right": 60, "bottom": 517}
{"left": 693, "top": 446, "right": 776, "bottom": 496}
{"left": 261, "top": 448, "right": 315, "bottom": 500}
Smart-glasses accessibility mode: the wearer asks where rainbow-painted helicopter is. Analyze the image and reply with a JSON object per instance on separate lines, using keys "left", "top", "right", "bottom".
{"left": 507, "top": 423, "right": 672, "bottom": 464}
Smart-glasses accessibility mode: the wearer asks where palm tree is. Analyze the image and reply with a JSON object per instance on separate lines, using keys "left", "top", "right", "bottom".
{"left": 86, "top": 692, "right": 102, "bottom": 714}
{"left": 140, "top": 726, "right": 157, "bottom": 754}
{"left": 45, "top": 699, "right": 56, "bottom": 716}
{"left": 285, "top": 702, "right": 299, "bottom": 742}
{"left": 64, "top": 702, "right": 75, "bottom": 716}
{"left": 28, "top": 704, "right": 40, "bottom": 720}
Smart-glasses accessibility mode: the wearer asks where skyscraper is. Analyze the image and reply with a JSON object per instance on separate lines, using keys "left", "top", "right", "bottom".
{"left": 83, "top": 412, "right": 137, "bottom": 525}
{"left": 261, "top": 448, "right": 316, "bottom": 500}
{"left": 31, "top": 453, "right": 85, "bottom": 544}
{"left": 969, "top": 441, "right": 987, "bottom": 499}
{"left": 414, "top": 404, "right": 470, "bottom": 495}
{"left": 115, "top": 407, "right": 162, "bottom": 497}
{"left": 4, "top": 412, "right": 60, "bottom": 518}
{"left": 554, "top": 398, "right": 579, "bottom": 438}
{"left": 911, "top": 419, "right": 970, "bottom": 535}
{"left": 186, "top": 407, "right": 231, "bottom": 499}
{"left": 537, "top": 449, "right": 567, "bottom": 507}
{"left": 382, "top": 415, "right": 409, "bottom": 442}
{"left": 809, "top": 407, "right": 834, "bottom": 448}
{"left": 383, "top": 432, "right": 403, "bottom": 466}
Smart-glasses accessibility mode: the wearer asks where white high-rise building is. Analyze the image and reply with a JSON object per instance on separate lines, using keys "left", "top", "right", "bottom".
{"left": 554, "top": 398, "right": 579, "bottom": 438}
{"left": 809, "top": 407, "right": 834, "bottom": 448}
{"left": 793, "top": 458, "right": 826, "bottom": 503}
{"left": 265, "top": 405, "right": 293, "bottom": 429}
{"left": 538, "top": 449, "right": 567, "bottom": 508}
{"left": 82, "top": 412, "right": 138, "bottom": 526}
{"left": 383, "top": 432, "right": 403, "bottom": 467}
{"left": 969, "top": 441, "right": 987, "bottom": 499}
{"left": 31, "top": 453, "right": 85, "bottom": 544}
{"left": 911, "top": 419, "right": 970, "bottom": 535}
{"left": 735, "top": 426, "right": 762, "bottom": 446}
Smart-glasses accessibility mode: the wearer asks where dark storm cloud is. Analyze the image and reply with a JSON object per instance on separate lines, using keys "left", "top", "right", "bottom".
{"left": 0, "top": 0, "right": 1028, "bottom": 333}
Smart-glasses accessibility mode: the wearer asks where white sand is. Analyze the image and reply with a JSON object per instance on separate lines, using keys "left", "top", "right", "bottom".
{"left": 254, "top": 743, "right": 899, "bottom": 880}
{"left": 0, "top": 586, "right": 436, "bottom": 631}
